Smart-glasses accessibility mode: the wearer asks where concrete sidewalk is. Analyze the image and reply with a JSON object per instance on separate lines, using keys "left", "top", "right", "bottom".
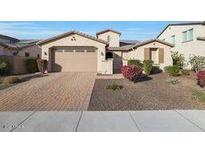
{"left": 0, "top": 110, "right": 205, "bottom": 132}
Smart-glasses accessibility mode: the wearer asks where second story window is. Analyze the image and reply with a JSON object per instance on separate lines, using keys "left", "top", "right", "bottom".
{"left": 182, "top": 29, "right": 193, "bottom": 42}
{"left": 107, "top": 35, "right": 110, "bottom": 43}
{"left": 171, "top": 35, "right": 175, "bottom": 45}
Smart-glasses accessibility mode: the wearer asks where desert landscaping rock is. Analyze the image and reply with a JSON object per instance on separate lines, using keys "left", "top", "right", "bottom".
{"left": 89, "top": 73, "right": 205, "bottom": 110}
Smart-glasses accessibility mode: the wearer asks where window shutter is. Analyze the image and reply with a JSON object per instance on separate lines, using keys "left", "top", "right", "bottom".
{"left": 159, "top": 48, "right": 164, "bottom": 63}
{"left": 144, "top": 48, "right": 150, "bottom": 60}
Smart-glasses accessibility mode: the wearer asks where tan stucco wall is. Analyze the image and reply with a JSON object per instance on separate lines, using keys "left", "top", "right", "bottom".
{"left": 123, "top": 41, "right": 173, "bottom": 69}
{"left": 0, "top": 55, "right": 35, "bottom": 75}
{"left": 101, "top": 59, "right": 113, "bottom": 74}
{"left": 97, "top": 32, "right": 120, "bottom": 47}
{"left": 18, "top": 45, "right": 42, "bottom": 58}
{"left": 12, "top": 56, "right": 28, "bottom": 74}
{"left": 40, "top": 34, "right": 106, "bottom": 73}
{"left": 158, "top": 25, "right": 205, "bottom": 67}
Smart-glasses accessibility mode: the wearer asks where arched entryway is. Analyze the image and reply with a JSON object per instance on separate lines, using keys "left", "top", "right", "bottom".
{"left": 106, "top": 51, "right": 113, "bottom": 59}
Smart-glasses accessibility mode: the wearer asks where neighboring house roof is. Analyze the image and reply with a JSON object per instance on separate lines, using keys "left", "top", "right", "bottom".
{"left": 96, "top": 29, "right": 121, "bottom": 36}
{"left": 0, "top": 42, "right": 17, "bottom": 50}
{"left": 197, "top": 37, "right": 205, "bottom": 41}
{"left": 15, "top": 40, "right": 40, "bottom": 48}
{"left": 37, "top": 30, "right": 107, "bottom": 45}
{"left": 0, "top": 34, "right": 19, "bottom": 42}
{"left": 157, "top": 21, "right": 205, "bottom": 38}
{"left": 107, "top": 39, "right": 174, "bottom": 52}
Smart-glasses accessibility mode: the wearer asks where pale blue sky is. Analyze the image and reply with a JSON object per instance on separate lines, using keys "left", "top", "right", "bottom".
{"left": 0, "top": 21, "right": 178, "bottom": 41}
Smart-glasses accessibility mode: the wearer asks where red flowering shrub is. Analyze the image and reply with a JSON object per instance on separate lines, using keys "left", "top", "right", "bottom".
{"left": 121, "top": 65, "right": 143, "bottom": 81}
{"left": 196, "top": 70, "right": 205, "bottom": 88}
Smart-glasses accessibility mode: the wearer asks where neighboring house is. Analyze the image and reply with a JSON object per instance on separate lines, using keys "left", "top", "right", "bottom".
{"left": 16, "top": 40, "right": 41, "bottom": 58}
{"left": 0, "top": 34, "right": 19, "bottom": 56}
{"left": 0, "top": 34, "right": 41, "bottom": 58}
{"left": 157, "top": 21, "right": 205, "bottom": 67}
{"left": 38, "top": 29, "right": 173, "bottom": 74}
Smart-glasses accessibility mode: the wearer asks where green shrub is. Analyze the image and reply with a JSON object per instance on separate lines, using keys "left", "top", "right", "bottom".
{"left": 151, "top": 65, "right": 162, "bottom": 74}
{"left": 189, "top": 55, "right": 205, "bottom": 72}
{"left": 180, "top": 69, "right": 190, "bottom": 76}
{"left": 106, "top": 83, "right": 123, "bottom": 91}
{"left": 0, "top": 57, "right": 11, "bottom": 76}
{"left": 128, "top": 59, "right": 143, "bottom": 67}
{"left": 164, "top": 65, "right": 180, "bottom": 76}
{"left": 143, "top": 60, "right": 153, "bottom": 75}
{"left": 25, "top": 59, "right": 38, "bottom": 73}
{"left": 3, "top": 76, "right": 20, "bottom": 85}
{"left": 171, "top": 51, "right": 185, "bottom": 68}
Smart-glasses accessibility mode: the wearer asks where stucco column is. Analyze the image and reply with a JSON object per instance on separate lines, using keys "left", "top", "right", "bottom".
{"left": 41, "top": 46, "right": 52, "bottom": 72}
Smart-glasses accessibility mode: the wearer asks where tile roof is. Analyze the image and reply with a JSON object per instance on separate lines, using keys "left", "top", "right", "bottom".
{"left": 96, "top": 29, "right": 121, "bottom": 36}
{"left": 0, "top": 34, "right": 19, "bottom": 42}
{"left": 120, "top": 40, "right": 140, "bottom": 44}
{"left": 15, "top": 40, "right": 40, "bottom": 48}
{"left": 0, "top": 39, "right": 39, "bottom": 50}
{"left": 132, "top": 39, "right": 174, "bottom": 48}
{"left": 107, "top": 45, "right": 135, "bottom": 51}
{"left": 0, "top": 42, "right": 17, "bottom": 49}
{"left": 107, "top": 39, "right": 174, "bottom": 51}
{"left": 37, "top": 30, "right": 107, "bottom": 45}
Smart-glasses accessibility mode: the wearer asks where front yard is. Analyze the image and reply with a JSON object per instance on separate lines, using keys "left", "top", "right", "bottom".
{"left": 88, "top": 72, "right": 205, "bottom": 110}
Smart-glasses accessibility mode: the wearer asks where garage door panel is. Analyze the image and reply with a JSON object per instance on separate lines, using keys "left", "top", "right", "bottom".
{"left": 53, "top": 50, "right": 97, "bottom": 72}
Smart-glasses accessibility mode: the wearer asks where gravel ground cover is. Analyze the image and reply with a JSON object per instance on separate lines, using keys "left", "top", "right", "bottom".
{"left": 88, "top": 73, "right": 205, "bottom": 110}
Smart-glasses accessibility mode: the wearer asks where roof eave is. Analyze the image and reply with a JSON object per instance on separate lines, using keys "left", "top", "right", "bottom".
{"left": 157, "top": 21, "right": 205, "bottom": 38}
{"left": 96, "top": 29, "right": 121, "bottom": 36}
{"left": 131, "top": 39, "right": 174, "bottom": 49}
{"left": 37, "top": 31, "right": 107, "bottom": 46}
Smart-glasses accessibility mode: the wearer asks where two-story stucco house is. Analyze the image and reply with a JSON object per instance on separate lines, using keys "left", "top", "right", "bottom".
{"left": 157, "top": 21, "right": 205, "bottom": 67}
{"left": 38, "top": 29, "right": 173, "bottom": 74}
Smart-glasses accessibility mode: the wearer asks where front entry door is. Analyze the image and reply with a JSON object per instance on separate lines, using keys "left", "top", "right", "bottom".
{"left": 150, "top": 48, "right": 158, "bottom": 64}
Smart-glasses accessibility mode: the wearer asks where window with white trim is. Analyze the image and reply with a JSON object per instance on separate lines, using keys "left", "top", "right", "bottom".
{"left": 107, "top": 35, "right": 110, "bottom": 43}
{"left": 171, "top": 35, "right": 175, "bottom": 45}
{"left": 182, "top": 29, "right": 193, "bottom": 42}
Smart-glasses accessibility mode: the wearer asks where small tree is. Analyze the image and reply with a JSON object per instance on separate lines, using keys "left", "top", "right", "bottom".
{"left": 189, "top": 55, "right": 205, "bottom": 72}
{"left": 171, "top": 51, "right": 185, "bottom": 68}
{"left": 0, "top": 57, "right": 11, "bottom": 76}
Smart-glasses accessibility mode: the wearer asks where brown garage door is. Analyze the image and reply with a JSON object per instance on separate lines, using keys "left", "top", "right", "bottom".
{"left": 52, "top": 46, "right": 97, "bottom": 72}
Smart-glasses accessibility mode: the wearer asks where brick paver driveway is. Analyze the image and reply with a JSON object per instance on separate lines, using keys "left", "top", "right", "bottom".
{"left": 0, "top": 73, "right": 96, "bottom": 111}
